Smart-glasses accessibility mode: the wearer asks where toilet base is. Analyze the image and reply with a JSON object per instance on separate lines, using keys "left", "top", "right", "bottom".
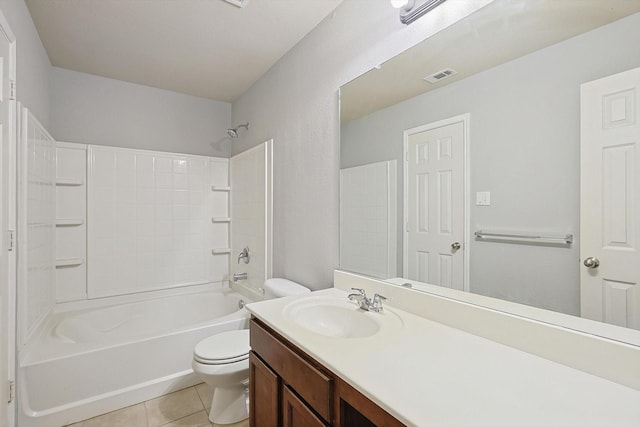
{"left": 208, "top": 382, "right": 249, "bottom": 424}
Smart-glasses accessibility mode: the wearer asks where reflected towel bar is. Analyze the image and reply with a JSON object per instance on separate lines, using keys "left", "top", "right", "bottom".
{"left": 474, "top": 230, "right": 573, "bottom": 245}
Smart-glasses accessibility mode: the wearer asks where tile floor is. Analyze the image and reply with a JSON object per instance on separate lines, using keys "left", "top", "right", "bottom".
{"left": 66, "top": 384, "right": 249, "bottom": 427}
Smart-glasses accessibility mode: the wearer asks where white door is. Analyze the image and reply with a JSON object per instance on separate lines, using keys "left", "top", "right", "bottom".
{"left": 580, "top": 67, "right": 640, "bottom": 330}
{"left": 0, "top": 11, "right": 16, "bottom": 426}
{"left": 404, "top": 117, "right": 465, "bottom": 290}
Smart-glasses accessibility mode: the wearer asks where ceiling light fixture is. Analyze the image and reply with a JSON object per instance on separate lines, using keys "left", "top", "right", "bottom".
{"left": 392, "top": 0, "right": 448, "bottom": 25}
{"left": 391, "top": 0, "right": 413, "bottom": 9}
{"left": 222, "top": 0, "right": 249, "bottom": 9}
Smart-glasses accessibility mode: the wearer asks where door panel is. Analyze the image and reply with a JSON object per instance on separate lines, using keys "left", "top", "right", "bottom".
{"left": 580, "top": 67, "right": 640, "bottom": 330}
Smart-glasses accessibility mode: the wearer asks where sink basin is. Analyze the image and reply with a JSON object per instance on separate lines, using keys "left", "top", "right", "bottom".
{"left": 282, "top": 296, "right": 402, "bottom": 338}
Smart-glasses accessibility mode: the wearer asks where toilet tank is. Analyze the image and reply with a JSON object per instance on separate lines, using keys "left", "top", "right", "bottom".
{"left": 264, "top": 278, "right": 310, "bottom": 299}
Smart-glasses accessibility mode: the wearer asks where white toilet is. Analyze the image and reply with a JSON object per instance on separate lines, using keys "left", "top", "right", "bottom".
{"left": 192, "top": 278, "right": 310, "bottom": 424}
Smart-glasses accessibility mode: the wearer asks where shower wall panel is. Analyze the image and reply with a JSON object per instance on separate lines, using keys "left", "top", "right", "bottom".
{"left": 340, "top": 160, "right": 397, "bottom": 279}
{"left": 230, "top": 141, "right": 273, "bottom": 296}
{"left": 55, "top": 142, "right": 87, "bottom": 302}
{"left": 87, "top": 146, "right": 229, "bottom": 298}
{"left": 18, "top": 106, "right": 56, "bottom": 344}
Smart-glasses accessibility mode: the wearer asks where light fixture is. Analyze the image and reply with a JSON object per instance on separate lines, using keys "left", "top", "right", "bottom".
{"left": 222, "top": 0, "right": 249, "bottom": 8}
{"left": 390, "top": 0, "right": 413, "bottom": 9}
{"left": 392, "top": 0, "right": 448, "bottom": 25}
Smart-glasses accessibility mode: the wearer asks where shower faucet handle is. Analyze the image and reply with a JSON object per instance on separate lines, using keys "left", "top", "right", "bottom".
{"left": 237, "top": 247, "right": 250, "bottom": 264}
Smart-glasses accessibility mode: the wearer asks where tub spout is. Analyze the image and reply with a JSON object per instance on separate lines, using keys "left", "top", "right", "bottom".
{"left": 233, "top": 272, "right": 248, "bottom": 282}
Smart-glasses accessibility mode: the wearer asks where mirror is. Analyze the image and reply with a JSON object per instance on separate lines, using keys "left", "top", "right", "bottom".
{"left": 339, "top": 0, "right": 640, "bottom": 343}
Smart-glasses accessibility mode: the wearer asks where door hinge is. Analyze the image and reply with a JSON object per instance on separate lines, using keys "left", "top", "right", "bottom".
{"left": 7, "top": 380, "right": 14, "bottom": 403}
{"left": 9, "top": 80, "right": 16, "bottom": 101}
{"left": 7, "top": 230, "right": 15, "bottom": 251}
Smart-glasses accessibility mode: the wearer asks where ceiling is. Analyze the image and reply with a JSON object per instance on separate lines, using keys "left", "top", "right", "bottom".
{"left": 341, "top": 0, "right": 640, "bottom": 122}
{"left": 26, "top": 0, "right": 344, "bottom": 103}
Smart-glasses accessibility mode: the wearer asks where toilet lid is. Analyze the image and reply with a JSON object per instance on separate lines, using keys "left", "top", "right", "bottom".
{"left": 194, "top": 329, "right": 250, "bottom": 365}
{"left": 264, "top": 278, "right": 310, "bottom": 298}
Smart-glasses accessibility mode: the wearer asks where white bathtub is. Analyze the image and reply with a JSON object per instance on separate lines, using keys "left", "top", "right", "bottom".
{"left": 19, "top": 289, "right": 250, "bottom": 427}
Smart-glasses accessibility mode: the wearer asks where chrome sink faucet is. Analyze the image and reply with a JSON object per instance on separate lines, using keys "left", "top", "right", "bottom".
{"left": 347, "top": 288, "right": 387, "bottom": 312}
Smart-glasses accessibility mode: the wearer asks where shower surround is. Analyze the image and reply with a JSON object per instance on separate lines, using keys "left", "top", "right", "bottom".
{"left": 16, "top": 106, "right": 255, "bottom": 426}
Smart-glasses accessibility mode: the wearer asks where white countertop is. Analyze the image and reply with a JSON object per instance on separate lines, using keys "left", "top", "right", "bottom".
{"left": 246, "top": 288, "right": 640, "bottom": 427}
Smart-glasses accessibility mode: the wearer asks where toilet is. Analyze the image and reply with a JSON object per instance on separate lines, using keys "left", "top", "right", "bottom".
{"left": 192, "top": 278, "right": 310, "bottom": 424}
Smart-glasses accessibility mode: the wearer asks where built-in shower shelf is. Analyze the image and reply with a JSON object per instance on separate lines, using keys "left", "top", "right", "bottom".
{"left": 211, "top": 248, "right": 231, "bottom": 255}
{"left": 56, "top": 178, "right": 84, "bottom": 186}
{"left": 211, "top": 185, "right": 231, "bottom": 192}
{"left": 211, "top": 217, "right": 231, "bottom": 223}
{"left": 56, "top": 258, "right": 85, "bottom": 268}
{"left": 56, "top": 219, "right": 85, "bottom": 226}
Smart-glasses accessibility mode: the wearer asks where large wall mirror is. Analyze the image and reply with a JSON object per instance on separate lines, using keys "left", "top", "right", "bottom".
{"left": 339, "top": 0, "right": 640, "bottom": 344}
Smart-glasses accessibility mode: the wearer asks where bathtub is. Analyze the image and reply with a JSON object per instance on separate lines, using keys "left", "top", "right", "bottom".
{"left": 19, "top": 288, "right": 250, "bottom": 427}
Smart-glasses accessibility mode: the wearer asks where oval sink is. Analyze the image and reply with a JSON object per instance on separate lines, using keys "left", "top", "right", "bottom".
{"left": 282, "top": 296, "right": 402, "bottom": 338}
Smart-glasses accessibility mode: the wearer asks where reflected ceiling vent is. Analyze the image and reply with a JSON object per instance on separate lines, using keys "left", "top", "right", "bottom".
{"left": 222, "top": 0, "right": 249, "bottom": 8}
{"left": 424, "top": 68, "right": 458, "bottom": 84}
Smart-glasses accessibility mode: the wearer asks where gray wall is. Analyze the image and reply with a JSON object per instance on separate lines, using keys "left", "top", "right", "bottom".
{"left": 230, "top": 0, "right": 492, "bottom": 289}
{"left": 51, "top": 67, "right": 232, "bottom": 157}
{"left": 341, "top": 13, "right": 640, "bottom": 315}
{"left": 0, "top": 0, "right": 51, "bottom": 127}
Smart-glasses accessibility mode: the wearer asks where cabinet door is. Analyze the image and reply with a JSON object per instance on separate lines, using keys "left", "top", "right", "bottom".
{"left": 335, "top": 377, "right": 405, "bottom": 427}
{"left": 250, "top": 352, "right": 279, "bottom": 427}
{"left": 282, "top": 385, "right": 327, "bottom": 427}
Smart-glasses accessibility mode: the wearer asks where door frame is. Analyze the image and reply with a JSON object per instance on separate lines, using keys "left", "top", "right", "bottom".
{"left": 0, "top": 8, "right": 16, "bottom": 427}
{"left": 402, "top": 113, "right": 470, "bottom": 292}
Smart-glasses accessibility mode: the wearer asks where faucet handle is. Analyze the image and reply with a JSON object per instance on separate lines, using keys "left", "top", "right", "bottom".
{"left": 371, "top": 293, "right": 387, "bottom": 311}
{"left": 237, "top": 246, "right": 250, "bottom": 264}
{"left": 350, "top": 287, "right": 366, "bottom": 296}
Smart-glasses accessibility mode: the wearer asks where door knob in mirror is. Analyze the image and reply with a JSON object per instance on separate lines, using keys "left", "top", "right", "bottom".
{"left": 583, "top": 257, "right": 600, "bottom": 268}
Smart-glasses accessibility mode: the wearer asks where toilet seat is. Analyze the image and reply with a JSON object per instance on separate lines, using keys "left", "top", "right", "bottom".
{"left": 194, "top": 329, "right": 250, "bottom": 365}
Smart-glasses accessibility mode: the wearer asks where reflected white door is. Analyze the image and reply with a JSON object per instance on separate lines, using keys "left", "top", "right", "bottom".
{"left": 580, "top": 67, "right": 640, "bottom": 330}
{"left": 404, "top": 118, "right": 465, "bottom": 290}
{"left": 0, "top": 11, "right": 16, "bottom": 425}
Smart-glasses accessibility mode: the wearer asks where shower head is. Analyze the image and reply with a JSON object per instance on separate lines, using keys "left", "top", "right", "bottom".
{"left": 227, "top": 123, "right": 249, "bottom": 138}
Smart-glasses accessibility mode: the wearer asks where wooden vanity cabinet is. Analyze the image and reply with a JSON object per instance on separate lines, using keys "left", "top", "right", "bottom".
{"left": 249, "top": 317, "right": 405, "bottom": 427}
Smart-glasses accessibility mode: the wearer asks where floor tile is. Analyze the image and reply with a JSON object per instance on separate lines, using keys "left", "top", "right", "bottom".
{"left": 160, "top": 410, "right": 212, "bottom": 427}
{"left": 83, "top": 403, "right": 147, "bottom": 427}
{"left": 145, "top": 387, "right": 205, "bottom": 426}
{"left": 195, "top": 383, "right": 213, "bottom": 410}
{"left": 213, "top": 419, "right": 249, "bottom": 427}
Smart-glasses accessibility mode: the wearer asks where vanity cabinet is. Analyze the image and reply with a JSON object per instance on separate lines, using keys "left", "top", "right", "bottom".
{"left": 249, "top": 317, "right": 405, "bottom": 427}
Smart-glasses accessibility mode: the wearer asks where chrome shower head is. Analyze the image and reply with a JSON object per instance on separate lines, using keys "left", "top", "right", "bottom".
{"left": 227, "top": 123, "right": 249, "bottom": 139}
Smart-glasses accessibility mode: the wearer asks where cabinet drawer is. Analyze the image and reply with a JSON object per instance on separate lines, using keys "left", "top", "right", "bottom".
{"left": 250, "top": 319, "right": 332, "bottom": 422}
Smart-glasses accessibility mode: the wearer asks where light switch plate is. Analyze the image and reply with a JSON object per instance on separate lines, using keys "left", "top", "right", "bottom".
{"left": 476, "top": 191, "right": 491, "bottom": 206}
